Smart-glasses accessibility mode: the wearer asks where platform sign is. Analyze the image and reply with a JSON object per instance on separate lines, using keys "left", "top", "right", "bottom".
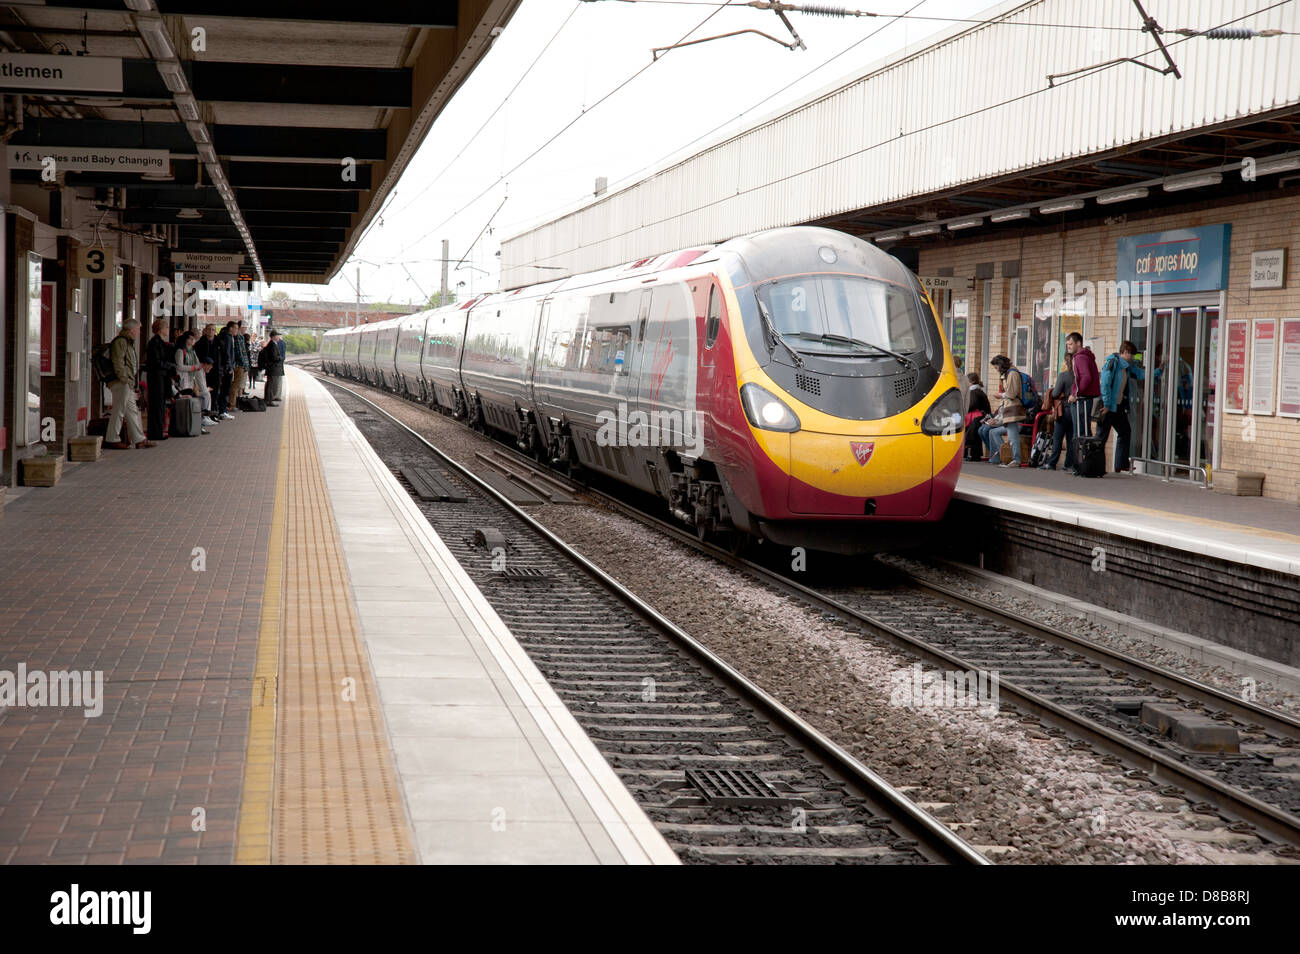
{"left": 1224, "top": 320, "right": 1248, "bottom": 414}
{"left": 7, "top": 146, "right": 168, "bottom": 175}
{"left": 171, "top": 252, "right": 245, "bottom": 269}
{"left": 1278, "top": 319, "right": 1300, "bottom": 418}
{"left": 1250, "top": 319, "right": 1277, "bottom": 416}
{"left": 920, "top": 275, "right": 973, "bottom": 292}
{"left": 0, "top": 53, "right": 122, "bottom": 92}
{"left": 1250, "top": 249, "right": 1286, "bottom": 290}
{"left": 74, "top": 245, "right": 114, "bottom": 279}
{"left": 951, "top": 299, "right": 968, "bottom": 366}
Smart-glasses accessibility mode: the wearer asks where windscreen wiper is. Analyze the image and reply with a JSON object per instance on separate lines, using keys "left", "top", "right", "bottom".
{"left": 757, "top": 300, "right": 804, "bottom": 368}
{"left": 795, "top": 332, "right": 918, "bottom": 370}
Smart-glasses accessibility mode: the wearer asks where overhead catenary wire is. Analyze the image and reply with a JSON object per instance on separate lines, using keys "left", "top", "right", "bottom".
{"left": 512, "top": 0, "right": 1297, "bottom": 268}
{"left": 402, "top": 0, "right": 738, "bottom": 252}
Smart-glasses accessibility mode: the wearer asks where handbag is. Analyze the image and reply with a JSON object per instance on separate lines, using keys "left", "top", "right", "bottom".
{"left": 1091, "top": 401, "right": 1108, "bottom": 423}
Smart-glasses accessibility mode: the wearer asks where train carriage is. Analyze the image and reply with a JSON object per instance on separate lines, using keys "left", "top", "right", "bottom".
{"left": 394, "top": 312, "right": 428, "bottom": 399}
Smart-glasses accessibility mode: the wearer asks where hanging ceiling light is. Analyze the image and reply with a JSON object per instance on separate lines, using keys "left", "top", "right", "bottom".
{"left": 1162, "top": 172, "right": 1222, "bottom": 192}
{"left": 1096, "top": 187, "right": 1150, "bottom": 205}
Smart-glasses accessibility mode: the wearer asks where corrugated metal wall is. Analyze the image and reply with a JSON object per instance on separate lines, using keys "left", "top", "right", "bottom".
{"left": 500, "top": 0, "right": 1300, "bottom": 288}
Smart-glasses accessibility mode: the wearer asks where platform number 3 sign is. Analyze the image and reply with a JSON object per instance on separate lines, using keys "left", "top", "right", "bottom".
{"left": 75, "top": 246, "right": 114, "bottom": 278}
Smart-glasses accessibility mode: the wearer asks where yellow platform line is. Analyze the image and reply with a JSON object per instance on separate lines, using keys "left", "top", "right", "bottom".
{"left": 235, "top": 375, "right": 415, "bottom": 864}
{"left": 235, "top": 387, "right": 289, "bottom": 864}
{"left": 959, "top": 472, "right": 1300, "bottom": 548}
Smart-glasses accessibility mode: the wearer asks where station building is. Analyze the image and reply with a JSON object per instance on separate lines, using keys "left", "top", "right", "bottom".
{"left": 500, "top": 0, "right": 1300, "bottom": 501}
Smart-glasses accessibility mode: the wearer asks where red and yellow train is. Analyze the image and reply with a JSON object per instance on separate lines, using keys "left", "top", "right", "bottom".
{"left": 322, "top": 226, "right": 963, "bottom": 553}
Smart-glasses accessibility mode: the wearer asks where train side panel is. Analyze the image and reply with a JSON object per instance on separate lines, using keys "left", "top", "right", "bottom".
{"left": 459, "top": 293, "right": 539, "bottom": 435}
{"left": 420, "top": 301, "right": 470, "bottom": 412}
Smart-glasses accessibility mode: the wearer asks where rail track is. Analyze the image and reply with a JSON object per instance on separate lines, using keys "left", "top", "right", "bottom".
{"left": 321, "top": 377, "right": 989, "bottom": 865}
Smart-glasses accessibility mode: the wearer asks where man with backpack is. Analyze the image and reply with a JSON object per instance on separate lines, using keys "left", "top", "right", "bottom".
{"left": 102, "top": 319, "right": 155, "bottom": 450}
{"left": 1095, "top": 340, "right": 1145, "bottom": 473}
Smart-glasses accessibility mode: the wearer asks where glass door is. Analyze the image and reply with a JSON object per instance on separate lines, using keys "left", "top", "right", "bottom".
{"left": 1124, "top": 305, "right": 1212, "bottom": 483}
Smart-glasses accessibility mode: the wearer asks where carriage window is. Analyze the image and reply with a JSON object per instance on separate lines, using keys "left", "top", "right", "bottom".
{"left": 581, "top": 325, "right": 632, "bottom": 375}
{"left": 705, "top": 284, "right": 721, "bottom": 349}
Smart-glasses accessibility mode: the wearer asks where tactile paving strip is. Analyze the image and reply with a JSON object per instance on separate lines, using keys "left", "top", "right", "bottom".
{"left": 237, "top": 377, "right": 415, "bottom": 864}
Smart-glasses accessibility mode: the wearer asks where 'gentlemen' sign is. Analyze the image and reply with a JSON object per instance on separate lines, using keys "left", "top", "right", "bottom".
{"left": 0, "top": 54, "right": 122, "bottom": 93}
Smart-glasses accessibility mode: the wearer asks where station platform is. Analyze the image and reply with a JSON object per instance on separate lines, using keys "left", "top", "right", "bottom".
{"left": 0, "top": 369, "right": 676, "bottom": 865}
{"left": 947, "top": 464, "right": 1300, "bottom": 674}
{"left": 953, "top": 465, "right": 1300, "bottom": 578}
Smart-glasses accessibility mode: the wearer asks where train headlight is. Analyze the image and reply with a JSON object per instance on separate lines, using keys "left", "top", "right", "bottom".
{"left": 921, "top": 388, "right": 965, "bottom": 436}
{"left": 740, "top": 383, "right": 801, "bottom": 433}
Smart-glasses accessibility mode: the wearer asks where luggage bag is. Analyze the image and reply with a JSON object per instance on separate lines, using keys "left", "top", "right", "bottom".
{"left": 171, "top": 396, "right": 203, "bottom": 437}
{"left": 1072, "top": 402, "right": 1105, "bottom": 478}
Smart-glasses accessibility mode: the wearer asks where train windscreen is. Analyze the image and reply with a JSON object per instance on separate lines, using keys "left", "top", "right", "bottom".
{"left": 756, "top": 275, "right": 925, "bottom": 358}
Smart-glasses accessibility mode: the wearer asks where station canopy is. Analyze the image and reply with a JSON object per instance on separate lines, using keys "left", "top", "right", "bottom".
{"left": 4, "top": 1, "right": 521, "bottom": 282}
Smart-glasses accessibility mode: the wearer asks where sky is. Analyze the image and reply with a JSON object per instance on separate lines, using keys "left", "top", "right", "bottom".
{"left": 275, "top": 0, "right": 1001, "bottom": 307}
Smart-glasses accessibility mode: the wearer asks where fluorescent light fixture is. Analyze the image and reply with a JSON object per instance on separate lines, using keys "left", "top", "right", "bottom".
{"left": 141, "top": 169, "right": 173, "bottom": 182}
{"left": 947, "top": 217, "right": 983, "bottom": 230}
{"left": 990, "top": 208, "right": 1031, "bottom": 223}
{"left": 197, "top": 143, "right": 216, "bottom": 164}
{"left": 125, "top": 1, "right": 155, "bottom": 11}
{"left": 157, "top": 60, "right": 186, "bottom": 93}
{"left": 1163, "top": 172, "right": 1222, "bottom": 193}
{"left": 1039, "top": 199, "right": 1085, "bottom": 214}
{"left": 176, "top": 207, "right": 202, "bottom": 220}
{"left": 134, "top": 15, "right": 175, "bottom": 61}
{"left": 1097, "top": 187, "right": 1149, "bottom": 205}
{"left": 1251, "top": 157, "right": 1300, "bottom": 177}
{"left": 908, "top": 224, "right": 941, "bottom": 237}
{"left": 174, "top": 93, "right": 199, "bottom": 121}
{"left": 185, "top": 121, "right": 210, "bottom": 144}
{"left": 874, "top": 232, "right": 904, "bottom": 243}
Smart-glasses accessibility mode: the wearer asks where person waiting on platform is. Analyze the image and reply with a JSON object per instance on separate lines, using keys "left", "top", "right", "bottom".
{"left": 1095, "top": 340, "right": 1145, "bottom": 473}
{"left": 1065, "top": 331, "right": 1101, "bottom": 476}
{"left": 244, "top": 333, "right": 258, "bottom": 394}
{"left": 174, "top": 330, "right": 214, "bottom": 433}
{"left": 964, "top": 372, "right": 991, "bottom": 461}
{"left": 1039, "top": 358, "right": 1076, "bottom": 471}
{"left": 196, "top": 324, "right": 231, "bottom": 420}
{"left": 216, "top": 321, "right": 238, "bottom": 413}
{"left": 983, "top": 355, "right": 1028, "bottom": 467}
{"left": 144, "top": 318, "right": 176, "bottom": 442}
{"left": 104, "top": 319, "right": 155, "bottom": 450}
{"left": 259, "top": 330, "right": 285, "bottom": 405}
{"left": 230, "top": 320, "right": 251, "bottom": 404}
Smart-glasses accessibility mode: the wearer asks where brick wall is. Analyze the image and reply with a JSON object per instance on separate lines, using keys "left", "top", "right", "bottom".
{"left": 920, "top": 192, "right": 1300, "bottom": 502}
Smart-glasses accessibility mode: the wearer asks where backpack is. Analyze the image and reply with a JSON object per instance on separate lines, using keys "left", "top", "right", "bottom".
{"left": 1019, "top": 372, "right": 1040, "bottom": 414}
{"left": 92, "top": 341, "right": 117, "bottom": 382}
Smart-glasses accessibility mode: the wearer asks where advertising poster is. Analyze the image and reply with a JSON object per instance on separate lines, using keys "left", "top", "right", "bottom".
{"left": 951, "top": 299, "right": 968, "bottom": 367}
{"left": 1224, "top": 319, "right": 1248, "bottom": 413}
{"left": 1032, "top": 306, "right": 1054, "bottom": 390}
{"left": 40, "top": 283, "right": 56, "bottom": 375}
{"left": 1250, "top": 319, "right": 1277, "bottom": 416}
{"left": 1278, "top": 318, "right": 1300, "bottom": 418}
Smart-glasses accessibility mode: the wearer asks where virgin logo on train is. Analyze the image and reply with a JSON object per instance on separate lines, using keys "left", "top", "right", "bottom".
{"left": 851, "top": 441, "right": 875, "bottom": 466}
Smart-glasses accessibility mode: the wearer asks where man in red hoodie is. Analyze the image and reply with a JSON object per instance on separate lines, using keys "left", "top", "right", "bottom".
{"left": 1065, "top": 332, "right": 1100, "bottom": 471}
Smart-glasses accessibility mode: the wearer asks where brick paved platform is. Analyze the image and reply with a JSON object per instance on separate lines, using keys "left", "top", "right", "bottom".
{"left": 0, "top": 396, "right": 282, "bottom": 864}
{"left": 0, "top": 371, "right": 675, "bottom": 865}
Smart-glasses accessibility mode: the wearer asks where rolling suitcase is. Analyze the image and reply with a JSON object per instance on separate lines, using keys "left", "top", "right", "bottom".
{"left": 1072, "top": 402, "right": 1105, "bottom": 477}
{"left": 171, "top": 396, "right": 203, "bottom": 437}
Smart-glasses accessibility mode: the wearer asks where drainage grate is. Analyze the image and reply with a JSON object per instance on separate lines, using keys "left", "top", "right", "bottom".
{"left": 685, "top": 768, "right": 790, "bottom": 806}
{"left": 497, "top": 566, "right": 549, "bottom": 581}
{"left": 795, "top": 373, "right": 821, "bottom": 396}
